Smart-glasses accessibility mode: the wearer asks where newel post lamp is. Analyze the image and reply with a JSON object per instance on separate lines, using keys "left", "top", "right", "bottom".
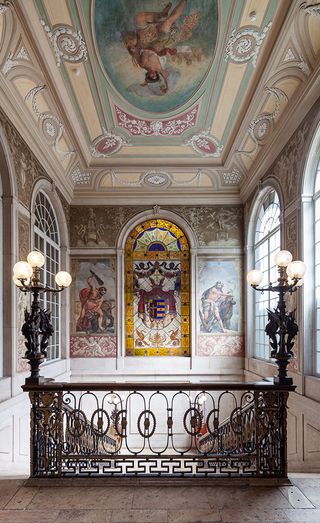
{"left": 247, "top": 250, "right": 306, "bottom": 385}
{"left": 13, "top": 251, "right": 72, "bottom": 385}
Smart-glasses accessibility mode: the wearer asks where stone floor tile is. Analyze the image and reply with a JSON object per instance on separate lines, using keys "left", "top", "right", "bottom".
{"left": 132, "top": 487, "right": 211, "bottom": 509}
{"left": 220, "top": 508, "right": 289, "bottom": 522}
{"left": 30, "top": 487, "right": 134, "bottom": 510}
{"left": 4, "top": 487, "right": 38, "bottom": 510}
{"left": 279, "top": 486, "right": 315, "bottom": 509}
{"left": 111, "top": 509, "right": 167, "bottom": 522}
{"left": 0, "top": 509, "right": 59, "bottom": 522}
{"left": 0, "top": 481, "right": 25, "bottom": 509}
{"left": 168, "top": 508, "right": 221, "bottom": 522}
{"left": 205, "top": 487, "right": 291, "bottom": 509}
{"left": 55, "top": 509, "right": 110, "bottom": 522}
{"left": 285, "top": 508, "right": 320, "bottom": 522}
{"left": 289, "top": 487, "right": 320, "bottom": 508}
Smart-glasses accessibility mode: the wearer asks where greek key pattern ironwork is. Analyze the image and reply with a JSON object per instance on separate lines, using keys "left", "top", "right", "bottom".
{"left": 27, "top": 384, "right": 292, "bottom": 478}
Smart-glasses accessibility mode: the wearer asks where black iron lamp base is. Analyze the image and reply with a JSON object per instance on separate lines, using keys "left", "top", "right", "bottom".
{"left": 274, "top": 376, "right": 293, "bottom": 386}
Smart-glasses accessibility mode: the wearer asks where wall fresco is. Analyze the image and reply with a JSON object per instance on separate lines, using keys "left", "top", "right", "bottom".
{"left": 71, "top": 259, "right": 116, "bottom": 357}
{"left": 197, "top": 259, "right": 243, "bottom": 357}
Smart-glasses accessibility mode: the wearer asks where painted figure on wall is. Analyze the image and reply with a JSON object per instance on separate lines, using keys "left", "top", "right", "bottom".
{"left": 94, "top": 0, "right": 218, "bottom": 112}
{"left": 76, "top": 269, "right": 114, "bottom": 334}
{"left": 199, "top": 281, "right": 236, "bottom": 333}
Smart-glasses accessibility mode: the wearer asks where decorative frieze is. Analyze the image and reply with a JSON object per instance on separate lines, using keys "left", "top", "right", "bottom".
{"left": 70, "top": 205, "right": 243, "bottom": 248}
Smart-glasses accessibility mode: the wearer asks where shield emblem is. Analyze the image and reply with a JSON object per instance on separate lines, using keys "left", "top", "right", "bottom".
{"left": 148, "top": 299, "right": 166, "bottom": 320}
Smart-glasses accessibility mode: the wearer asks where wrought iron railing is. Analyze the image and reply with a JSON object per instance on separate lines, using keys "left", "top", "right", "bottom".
{"left": 23, "top": 381, "right": 294, "bottom": 478}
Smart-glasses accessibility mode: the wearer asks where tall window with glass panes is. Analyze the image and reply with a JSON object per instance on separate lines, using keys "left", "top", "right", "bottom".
{"left": 34, "top": 192, "right": 60, "bottom": 360}
{"left": 315, "top": 165, "right": 320, "bottom": 374}
{"left": 253, "top": 190, "right": 281, "bottom": 360}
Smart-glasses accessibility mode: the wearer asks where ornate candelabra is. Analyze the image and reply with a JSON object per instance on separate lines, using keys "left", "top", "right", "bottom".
{"left": 247, "top": 250, "right": 306, "bottom": 385}
{"left": 13, "top": 251, "right": 72, "bottom": 385}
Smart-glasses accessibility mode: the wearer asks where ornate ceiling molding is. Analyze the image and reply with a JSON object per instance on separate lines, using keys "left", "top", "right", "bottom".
{"left": 300, "top": 2, "right": 320, "bottom": 16}
{"left": 222, "top": 168, "right": 242, "bottom": 185}
{"left": 25, "top": 84, "right": 74, "bottom": 159}
{"left": 237, "top": 87, "right": 288, "bottom": 158}
{"left": 114, "top": 105, "right": 198, "bottom": 137}
{"left": 0, "top": 3, "right": 9, "bottom": 15}
{"left": 90, "top": 129, "right": 131, "bottom": 157}
{"left": 70, "top": 166, "right": 92, "bottom": 186}
{"left": 185, "top": 131, "right": 223, "bottom": 157}
{"left": 40, "top": 21, "right": 88, "bottom": 67}
{"left": 225, "top": 22, "right": 272, "bottom": 68}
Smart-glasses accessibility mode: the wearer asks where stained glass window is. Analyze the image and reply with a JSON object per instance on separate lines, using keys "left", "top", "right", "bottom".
{"left": 125, "top": 219, "right": 190, "bottom": 356}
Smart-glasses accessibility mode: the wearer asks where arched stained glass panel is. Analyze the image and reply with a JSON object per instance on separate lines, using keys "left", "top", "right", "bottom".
{"left": 125, "top": 219, "right": 190, "bottom": 357}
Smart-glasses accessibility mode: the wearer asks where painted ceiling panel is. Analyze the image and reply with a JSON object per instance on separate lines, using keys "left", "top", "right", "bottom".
{"left": 0, "top": 0, "right": 319, "bottom": 200}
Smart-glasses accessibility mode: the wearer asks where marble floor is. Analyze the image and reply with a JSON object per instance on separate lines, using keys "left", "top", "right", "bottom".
{"left": 0, "top": 475, "right": 319, "bottom": 522}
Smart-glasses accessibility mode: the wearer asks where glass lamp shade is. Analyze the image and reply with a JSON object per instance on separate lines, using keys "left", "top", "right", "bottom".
{"left": 287, "top": 260, "right": 306, "bottom": 279}
{"left": 55, "top": 271, "right": 72, "bottom": 288}
{"left": 27, "top": 251, "right": 45, "bottom": 268}
{"left": 247, "top": 269, "right": 263, "bottom": 286}
{"left": 13, "top": 261, "right": 33, "bottom": 280}
{"left": 274, "top": 250, "right": 293, "bottom": 267}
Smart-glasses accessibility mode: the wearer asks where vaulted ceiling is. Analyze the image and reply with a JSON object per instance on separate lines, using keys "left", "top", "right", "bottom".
{"left": 0, "top": 0, "right": 319, "bottom": 204}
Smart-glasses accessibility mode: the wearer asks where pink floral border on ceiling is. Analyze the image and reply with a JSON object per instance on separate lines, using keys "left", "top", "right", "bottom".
{"left": 114, "top": 104, "right": 199, "bottom": 136}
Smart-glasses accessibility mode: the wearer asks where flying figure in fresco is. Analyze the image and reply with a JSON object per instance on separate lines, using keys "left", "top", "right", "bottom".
{"left": 76, "top": 270, "right": 114, "bottom": 334}
{"left": 122, "top": 0, "right": 200, "bottom": 94}
{"left": 199, "top": 282, "right": 236, "bottom": 333}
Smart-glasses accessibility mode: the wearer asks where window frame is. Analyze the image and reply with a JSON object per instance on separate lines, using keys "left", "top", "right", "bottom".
{"left": 33, "top": 191, "right": 61, "bottom": 362}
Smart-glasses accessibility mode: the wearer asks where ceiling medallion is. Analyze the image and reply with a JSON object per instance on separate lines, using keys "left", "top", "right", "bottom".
{"left": 225, "top": 22, "right": 272, "bottom": 68}
{"left": 115, "top": 105, "right": 198, "bottom": 136}
{"left": 143, "top": 172, "right": 170, "bottom": 187}
{"left": 90, "top": 129, "right": 130, "bottom": 157}
{"left": 41, "top": 21, "right": 87, "bottom": 67}
{"left": 186, "top": 131, "right": 223, "bottom": 157}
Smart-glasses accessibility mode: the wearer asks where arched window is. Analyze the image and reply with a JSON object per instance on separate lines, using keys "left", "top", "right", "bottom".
{"left": 253, "top": 190, "right": 281, "bottom": 360}
{"left": 34, "top": 191, "right": 60, "bottom": 361}
{"left": 125, "top": 219, "right": 190, "bottom": 356}
{"left": 314, "top": 164, "right": 320, "bottom": 373}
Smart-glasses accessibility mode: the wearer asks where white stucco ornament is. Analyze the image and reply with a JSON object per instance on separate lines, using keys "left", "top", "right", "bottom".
{"left": 225, "top": 22, "right": 272, "bottom": 68}
{"left": 41, "top": 20, "right": 88, "bottom": 67}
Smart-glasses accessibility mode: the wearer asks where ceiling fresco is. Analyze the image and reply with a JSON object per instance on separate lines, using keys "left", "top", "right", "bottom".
{"left": 0, "top": 0, "right": 319, "bottom": 201}
{"left": 94, "top": 0, "right": 219, "bottom": 113}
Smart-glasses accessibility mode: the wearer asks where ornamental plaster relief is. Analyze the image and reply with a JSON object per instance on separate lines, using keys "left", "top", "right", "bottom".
{"left": 0, "top": 108, "right": 50, "bottom": 207}
{"left": 285, "top": 213, "right": 298, "bottom": 260}
{"left": 265, "top": 120, "right": 309, "bottom": 206}
{"left": 70, "top": 205, "right": 243, "bottom": 248}
{"left": 18, "top": 215, "right": 29, "bottom": 261}
{"left": 0, "top": 109, "right": 70, "bottom": 228}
